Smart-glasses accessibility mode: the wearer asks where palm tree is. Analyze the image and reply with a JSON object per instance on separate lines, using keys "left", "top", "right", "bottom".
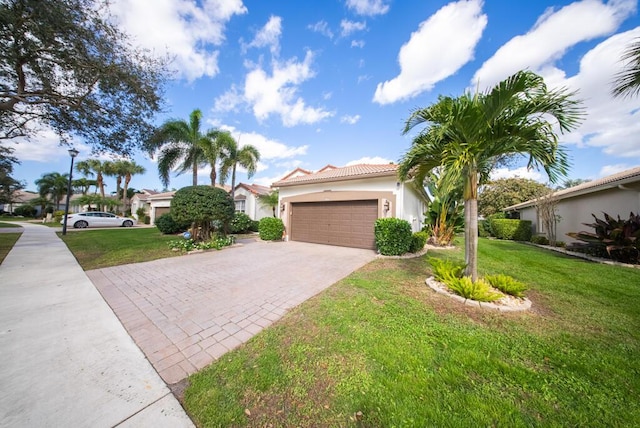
{"left": 399, "top": 70, "right": 583, "bottom": 282}
{"left": 612, "top": 37, "right": 640, "bottom": 98}
{"left": 121, "top": 160, "right": 146, "bottom": 210}
{"left": 201, "top": 130, "right": 234, "bottom": 186}
{"left": 72, "top": 177, "right": 98, "bottom": 195}
{"left": 35, "top": 172, "right": 69, "bottom": 209}
{"left": 258, "top": 189, "right": 279, "bottom": 217}
{"left": 145, "top": 109, "right": 212, "bottom": 187}
{"left": 75, "top": 159, "right": 109, "bottom": 199}
{"left": 219, "top": 135, "right": 260, "bottom": 200}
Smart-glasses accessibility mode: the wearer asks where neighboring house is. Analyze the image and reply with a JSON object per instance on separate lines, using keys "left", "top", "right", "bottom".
{"left": 504, "top": 166, "right": 640, "bottom": 243}
{"left": 272, "top": 164, "right": 428, "bottom": 249}
{"left": 145, "top": 185, "right": 232, "bottom": 226}
{"left": 233, "top": 183, "right": 272, "bottom": 220}
{"left": 0, "top": 190, "right": 40, "bottom": 215}
{"left": 130, "top": 189, "right": 159, "bottom": 220}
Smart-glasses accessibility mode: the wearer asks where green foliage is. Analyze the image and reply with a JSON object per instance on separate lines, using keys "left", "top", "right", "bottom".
{"left": 249, "top": 220, "right": 260, "bottom": 232}
{"left": 531, "top": 235, "right": 549, "bottom": 245}
{"left": 155, "top": 213, "right": 190, "bottom": 235}
{"left": 171, "top": 186, "right": 235, "bottom": 242}
{"left": 168, "top": 235, "right": 235, "bottom": 253}
{"left": 144, "top": 215, "right": 150, "bottom": 225}
{"left": 13, "top": 204, "right": 36, "bottom": 217}
{"left": 374, "top": 218, "right": 412, "bottom": 255}
{"left": 489, "top": 218, "right": 532, "bottom": 241}
{"left": 567, "top": 212, "right": 640, "bottom": 264}
{"left": 478, "top": 178, "right": 551, "bottom": 217}
{"left": 485, "top": 274, "right": 528, "bottom": 298}
{"left": 409, "top": 231, "right": 429, "bottom": 253}
{"left": 445, "top": 276, "right": 503, "bottom": 302}
{"left": 136, "top": 207, "right": 146, "bottom": 219}
{"left": 53, "top": 210, "right": 65, "bottom": 222}
{"left": 259, "top": 217, "right": 284, "bottom": 241}
{"left": 422, "top": 170, "right": 464, "bottom": 246}
{"left": 230, "top": 212, "right": 253, "bottom": 234}
{"left": 429, "top": 258, "right": 465, "bottom": 282}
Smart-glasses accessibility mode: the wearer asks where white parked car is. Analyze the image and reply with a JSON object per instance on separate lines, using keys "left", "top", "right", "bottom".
{"left": 62, "top": 212, "right": 136, "bottom": 229}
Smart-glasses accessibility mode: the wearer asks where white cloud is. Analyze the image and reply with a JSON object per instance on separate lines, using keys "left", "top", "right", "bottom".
{"left": 599, "top": 164, "right": 636, "bottom": 177}
{"left": 252, "top": 172, "right": 287, "bottom": 187}
{"left": 559, "top": 28, "right": 640, "bottom": 159}
{"left": 351, "top": 40, "right": 365, "bottom": 48}
{"left": 109, "top": 0, "right": 247, "bottom": 81}
{"left": 340, "top": 19, "right": 366, "bottom": 37}
{"left": 340, "top": 114, "right": 361, "bottom": 124}
{"left": 242, "top": 15, "right": 282, "bottom": 55}
{"left": 346, "top": 156, "right": 394, "bottom": 165}
{"left": 213, "top": 84, "right": 244, "bottom": 112}
{"left": 242, "top": 51, "right": 334, "bottom": 126}
{"left": 219, "top": 126, "right": 308, "bottom": 160}
{"left": 373, "top": 0, "right": 487, "bottom": 105}
{"left": 471, "top": 0, "right": 636, "bottom": 89}
{"left": 490, "top": 167, "right": 544, "bottom": 182}
{"left": 346, "top": 0, "right": 390, "bottom": 16}
{"left": 308, "top": 20, "right": 334, "bottom": 39}
{"left": 10, "top": 128, "right": 89, "bottom": 163}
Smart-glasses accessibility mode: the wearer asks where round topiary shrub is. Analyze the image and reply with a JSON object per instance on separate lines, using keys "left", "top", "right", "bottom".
{"left": 374, "top": 218, "right": 412, "bottom": 255}
{"left": 155, "top": 213, "right": 191, "bottom": 234}
{"left": 230, "top": 212, "right": 253, "bottom": 233}
{"left": 171, "top": 186, "right": 235, "bottom": 241}
{"left": 14, "top": 204, "right": 37, "bottom": 217}
{"left": 259, "top": 217, "right": 284, "bottom": 241}
{"left": 409, "top": 231, "right": 429, "bottom": 253}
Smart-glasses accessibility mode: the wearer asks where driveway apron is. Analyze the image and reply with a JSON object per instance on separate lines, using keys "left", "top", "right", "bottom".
{"left": 87, "top": 241, "right": 376, "bottom": 384}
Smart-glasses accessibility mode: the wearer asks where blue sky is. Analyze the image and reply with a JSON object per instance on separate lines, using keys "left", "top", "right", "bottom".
{"left": 11, "top": 0, "right": 640, "bottom": 194}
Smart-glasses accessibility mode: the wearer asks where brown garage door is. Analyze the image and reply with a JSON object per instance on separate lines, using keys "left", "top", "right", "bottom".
{"left": 155, "top": 207, "right": 170, "bottom": 217}
{"left": 290, "top": 200, "right": 378, "bottom": 249}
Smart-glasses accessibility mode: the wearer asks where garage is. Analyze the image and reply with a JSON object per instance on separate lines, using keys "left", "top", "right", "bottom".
{"left": 290, "top": 200, "right": 378, "bottom": 249}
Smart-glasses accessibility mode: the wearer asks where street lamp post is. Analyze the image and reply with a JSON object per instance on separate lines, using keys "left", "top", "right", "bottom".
{"left": 62, "top": 148, "right": 79, "bottom": 235}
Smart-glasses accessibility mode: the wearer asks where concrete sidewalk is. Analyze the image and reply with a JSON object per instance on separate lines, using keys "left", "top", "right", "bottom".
{"left": 0, "top": 223, "right": 193, "bottom": 427}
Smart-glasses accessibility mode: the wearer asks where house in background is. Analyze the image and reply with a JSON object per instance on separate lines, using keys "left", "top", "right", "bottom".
{"left": 233, "top": 183, "right": 272, "bottom": 220}
{"left": 130, "top": 189, "right": 159, "bottom": 221}
{"left": 0, "top": 190, "right": 40, "bottom": 215}
{"left": 505, "top": 166, "right": 640, "bottom": 243}
{"left": 272, "top": 164, "right": 428, "bottom": 250}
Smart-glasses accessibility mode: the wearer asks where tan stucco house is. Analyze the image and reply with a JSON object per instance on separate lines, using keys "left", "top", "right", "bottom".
{"left": 505, "top": 166, "right": 640, "bottom": 243}
{"left": 233, "top": 183, "right": 272, "bottom": 220}
{"left": 272, "top": 164, "right": 428, "bottom": 249}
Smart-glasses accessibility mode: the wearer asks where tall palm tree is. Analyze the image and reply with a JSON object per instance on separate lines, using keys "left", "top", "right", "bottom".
{"left": 72, "top": 178, "right": 98, "bottom": 195}
{"left": 75, "top": 159, "right": 109, "bottom": 199}
{"left": 399, "top": 70, "right": 583, "bottom": 282}
{"left": 258, "top": 189, "right": 279, "bottom": 217}
{"left": 201, "top": 129, "right": 234, "bottom": 186}
{"left": 121, "top": 160, "right": 146, "bottom": 210}
{"left": 35, "top": 172, "right": 69, "bottom": 209}
{"left": 612, "top": 37, "right": 640, "bottom": 98}
{"left": 145, "top": 109, "right": 211, "bottom": 187}
{"left": 218, "top": 135, "right": 260, "bottom": 200}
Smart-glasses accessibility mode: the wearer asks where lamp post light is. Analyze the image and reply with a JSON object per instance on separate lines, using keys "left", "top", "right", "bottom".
{"left": 62, "top": 148, "right": 79, "bottom": 235}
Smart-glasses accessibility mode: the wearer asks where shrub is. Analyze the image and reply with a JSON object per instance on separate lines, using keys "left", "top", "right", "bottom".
{"left": 531, "top": 235, "right": 549, "bottom": 245}
{"left": 429, "top": 258, "right": 465, "bottom": 282}
{"left": 230, "top": 212, "right": 253, "bottom": 234}
{"left": 171, "top": 186, "right": 235, "bottom": 242}
{"left": 259, "top": 217, "right": 284, "bottom": 241}
{"left": 168, "top": 235, "right": 236, "bottom": 252}
{"left": 374, "top": 218, "right": 412, "bottom": 255}
{"left": 136, "top": 207, "right": 146, "bottom": 219}
{"left": 14, "top": 205, "right": 36, "bottom": 217}
{"left": 53, "top": 210, "right": 65, "bottom": 222}
{"left": 489, "top": 218, "right": 532, "bottom": 241}
{"left": 445, "top": 276, "right": 503, "bottom": 302}
{"left": 409, "top": 231, "right": 429, "bottom": 253}
{"left": 155, "top": 213, "right": 191, "bottom": 235}
{"left": 485, "top": 274, "right": 528, "bottom": 298}
{"left": 144, "top": 215, "right": 150, "bottom": 225}
{"left": 249, "top": 220, "right": 260, "bottom": 232}
{"left": 478, "top": 219, "right": 490, "bottom": 237}
{"left": 44, "top": 206, "right": 54, "bottom": 214}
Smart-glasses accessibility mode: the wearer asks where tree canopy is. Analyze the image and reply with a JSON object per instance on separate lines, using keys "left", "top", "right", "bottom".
{"left": 478, "top": 178, "right": 551, "bottom": 217}
{"left": 171, "top": 185, "right": 235, "bottom": 242}
{"left": 0, "top": 0, "right": 168, "bottom": 153}
{"left": 612, "top": 37, "right": 640, "bottom": 98}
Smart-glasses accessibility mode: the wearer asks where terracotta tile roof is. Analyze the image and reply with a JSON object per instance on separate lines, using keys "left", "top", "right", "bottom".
{"left": 273, "top": 164, "right": 398, "bottom": 187}
{"left": 505, "top": 165, "right": 640, "bottom": 210}
{"left": 235, "top": 183, "right": 271, "bottom": 196}
{"left": 278, "top": 167, "right": 312, "bottom": 181}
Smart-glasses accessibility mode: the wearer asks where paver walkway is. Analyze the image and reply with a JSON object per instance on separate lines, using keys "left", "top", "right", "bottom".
{"left": 87, "top": 241, "right": 376, "bottom": 384}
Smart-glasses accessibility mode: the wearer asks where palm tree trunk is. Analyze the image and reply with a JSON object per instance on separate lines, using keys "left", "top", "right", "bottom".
{"left": 230, "top": 165, "right": 237, "bottom": 199}
{"left": 464, "top": 170, "right": 479, "bottom": 282}
{"left": 209, "top": 168, "right": 217, "bottom": 187}
{"left": 123, "top": 175, "right": 130, "bottom": 212}
{"left": 192, "top": 163, "right": 198, "bottom": 186}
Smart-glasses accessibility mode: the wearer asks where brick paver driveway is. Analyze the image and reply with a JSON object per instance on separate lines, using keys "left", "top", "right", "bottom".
{"left": 87, "top": 240, "right": 376, "bottom": 384}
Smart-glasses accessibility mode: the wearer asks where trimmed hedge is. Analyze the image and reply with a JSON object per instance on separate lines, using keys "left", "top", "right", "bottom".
{"left": 230, "top": 212, "right": 253, "bottom": 233}
{"left": 259, "top": 217, "right": 284, "bottom": 241}
{"left": 489, "top": 218, "right": 532, "bottom": 241}
{"left": 374, "top": 218, "right": 412, "bottom": 255}
{"left": 409, "top": 231, "right": 429, "bottom": 253}
{"left": 155, "top": 213, "right": 191, "bottom": 234}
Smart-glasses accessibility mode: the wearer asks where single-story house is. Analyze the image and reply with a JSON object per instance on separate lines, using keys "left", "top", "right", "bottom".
{"left": 130, "top": 189, "right": 159, "bottom": 220}
{"left": 233, "top": 183, "right": 272, "bottom": 219}
{"left": 504, "top": 166, "right": 640, "bottom": 243}
{"left": 146, "top": 190, "right": 176, "bottom": 226}
{"left": 1, "top": 190, "right": 41, "bottom": 215}
{"left": 272, "top": 163, "right": 428, "bottom": 249}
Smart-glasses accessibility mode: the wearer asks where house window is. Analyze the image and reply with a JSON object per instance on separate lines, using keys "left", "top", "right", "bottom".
{"left": 235, "top": 200, "right": 246, "bottom": 213}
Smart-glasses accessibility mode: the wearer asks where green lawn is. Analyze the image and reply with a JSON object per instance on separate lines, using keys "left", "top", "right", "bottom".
{"left": 59, "top": 228, "right": 184, "bottom": 270}
{"left": 0, "top": 232, "right": 21, "bottom": 264}
{"left": 184, "top": 239, "right": 640, "bottom": 427}
{"left": 0, "top": 221, "right": 23, "bottom": 228}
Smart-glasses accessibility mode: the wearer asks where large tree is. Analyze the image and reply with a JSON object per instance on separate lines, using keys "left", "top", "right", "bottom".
{"left": 478, "top": 178, "right": 551, "bottom": 217}
{"left": 0, "top": 145, "right": 23, "bottom": 206}
{"left": 75, "top": 159, "right": 110, "bottom": 199}
{"left": 0, "top": 0, "right": 167, "bottom": 153}
{"left": 145, "top": 109, "right": 214, "bottom": 187}
{"left": 121, "top": 160, "right": 145, "bottom": 210}
{"left": 612, "top": 37, "right": 640, "bottom": 98}
{"left": 399, "top": 70, "right": 583, "bottom": 282}
{"left": 201, "top": 130, "right": 234, "bottom": 186}
{"left": 35, "top": 171, "right": 69, "bottom": 209}
{"left": 219, "top": 136, "right": 260, "bottom": 200}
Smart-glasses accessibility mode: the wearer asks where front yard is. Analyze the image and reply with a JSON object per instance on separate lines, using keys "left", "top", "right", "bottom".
{"left": 183, "top": 239, "right": 640, "bottom": 427}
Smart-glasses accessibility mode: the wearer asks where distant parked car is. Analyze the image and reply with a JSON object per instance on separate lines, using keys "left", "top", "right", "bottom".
{"left": 61, "top": 212, "right": 136, "bottom": 228}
